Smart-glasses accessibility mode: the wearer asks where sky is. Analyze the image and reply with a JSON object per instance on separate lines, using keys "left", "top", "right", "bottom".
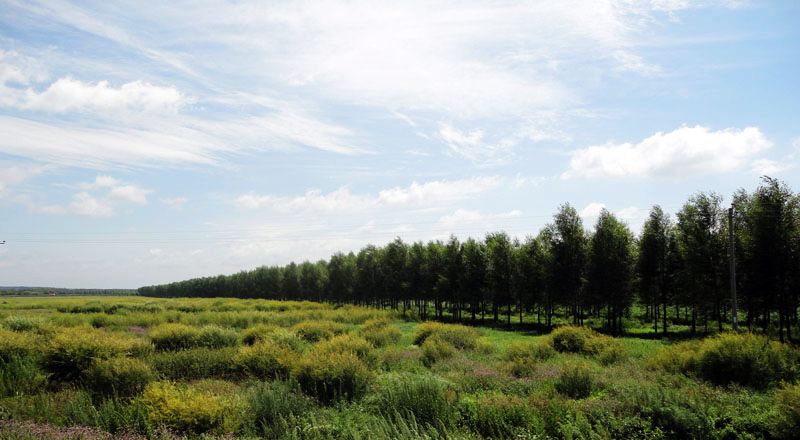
{"left": 0, "top": 0, "right": 799, "bottom": 288}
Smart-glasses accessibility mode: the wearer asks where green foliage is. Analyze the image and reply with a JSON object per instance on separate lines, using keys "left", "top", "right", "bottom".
{"left": 0, "top": 328, "right": 37, "bottom": 362}
{"left": 461, "top": 393, "right": 542, "bottom": 439}
{"left": 555, "top": 362, "right": 597, "bottom": 399}
{"left": 550, "top": 325, "right": 619, "bottom": 356}
{"left": 84, "top": 357, "right": 155, "bottom": 397}
{"left": 359, "top": 318, "right": 402, "bottom": 347}
{"left": 149, "top": 346, "right": 236, "bottom": 380}
{"left": 650, "top": 333, "right": 799, "bottom": 389}
{"left": 233, "top": 340, "right": 296, "bottom": 379}
{"left": 502, "top": 340, "right": 555, "bottom": 377}
{"left": 148, "top": 323, "right": 200, "bottom": 351}
{"left": 241, "top": 323, "right": 278, "bottom": 345}
{"left": 314, "top": 334, "right": 377, "bottom": 367}
{"left": 140, "top": 381, "right": 238, "bottom": 434}
{"left": 421, "top": 335, "right": 457, "bottom": 366}
{"left": 413, "top": 322, "right": 478, "bottom": 350}
{"left": 0, "top": 356, "right": 47, "bottom": 397}
{"left": 293, "top": 351, "right": 373, "bottom": 404}
{"left": 243, "top": 381, "right": 313, "bottom": 438}
{"left": 369, "top": 374, "right": 458, "bottom": 429}
{"left": 42, "top": 327, "right": 150, "bottom": 382}
{"left": 292, "top": 320, "right": 347, "bottom": 342}
{"left": 2, "top": 316, "right": 42, "bottom": 332}
{"left": 776, "top": 383, "right": 800, "bottom": 439}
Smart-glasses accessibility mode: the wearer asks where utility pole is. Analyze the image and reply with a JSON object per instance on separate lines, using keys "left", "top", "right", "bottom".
{"left": 728, "top": 206, "right": 738, "bottom": 332}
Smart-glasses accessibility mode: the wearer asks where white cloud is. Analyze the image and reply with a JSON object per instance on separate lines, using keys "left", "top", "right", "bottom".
{"left": 161, "top": 197, "right": 188, "bottom": 208}
{"left": 10, "top": 78, "right": 186, "bottom": 113}
{"left": 750, "top": 159, "right": 793, "bottom": 175}
{"left": 0, "top": 163, "right": 54, "bottom": 198}
{"left": 109, "top": 185, "right": 149, "bottom": 205}
{"left": 235, "top": 176, "right": 504, "bottom": 212}
{"left": 438, "top": 208, "right": 521, "bottom": 227}
{"left": 563, "top": 125, "right": 772, "bottom": 179}
{"left": 580, "top": 202, "right": 606, "bottom": 219}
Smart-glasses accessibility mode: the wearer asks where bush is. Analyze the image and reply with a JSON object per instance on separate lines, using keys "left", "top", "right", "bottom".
{"left": 150, "top": 347, "right": 237, "bottom": 380}
{"left": 241, "top": 324, "right": 278, "bottom": 345}
{"left": 234, "top": 341, "right": 296, "bottom": 379}
{"left": 42, "top": 327, "right": 150, "bottom": 382}
{"left": 196, "top": 325, "right": 239, "bottom": 349}
{"left": 291, "top": 320, "right": 347, "bottom": 342}
{"left": 461, "top": 393, "right": 542, "bottom": 439}
{"left": 0, "top": 328, "right": 36, "bottom": 362}
{"left": 370, "top": 374, "right": 458, "bottom": 429}
{"left": 502, "top": 340, "right": 556, "bottom": 377}
{"left": 0, "top": 356, "right": 47, "bottom": 397}
{"left": 777, "top": 383, "right": 800, "bottom": 439}
{"left": 413, "top": 322, "right": 478, "bottom": 350}
{"left": 598, "top": 343, "right": 628, "bottom": 366}
{"left": 3, "top": 316, "right": 41, "bottom": 332}
{"left": 650, "top": 333, "right": 799, "bottom": 389}
{"left": 314, "top": 334, "right": 377, "bottom": 367}
{"left": 550, "top": 325, "right": 615, "bottom": 355}
{"left": 84, "top": 357, "right": 155, "bottom": 398}
{"left": 149, "top": 323, "right": 201, "bottom": 351}
{"left": 555, "top": 362, "right": 596, "bottom": 399}
{"left": 421, "top": 335, "right": 457, "bottom": 366}
{"left": 243, "top": 381, "right": 313, "bottom": 438}
{"left": 140, "top": 381, "right": 235, "bottom": 433}
{"left": 267, "top": 328, "right": 309, "bottom": 352}
{"left": 359, "top": 318, "right": 402, "bottom": 347}
{"left": 293, "top": 351, "right": 373, "bottom": 404}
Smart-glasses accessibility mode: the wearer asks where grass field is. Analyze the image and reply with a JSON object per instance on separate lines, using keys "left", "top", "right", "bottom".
{"left": 0, "top": 296, "right": 798, "bottom": 439}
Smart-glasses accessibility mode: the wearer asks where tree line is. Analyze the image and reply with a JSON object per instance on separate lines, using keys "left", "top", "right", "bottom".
{"left": 138, "top": 177, "right": 800, "bottom": 340}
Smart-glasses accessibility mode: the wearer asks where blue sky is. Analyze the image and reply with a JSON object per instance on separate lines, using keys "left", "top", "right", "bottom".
{"left": 0, "top": 0, "right": 798, "bottom": 288}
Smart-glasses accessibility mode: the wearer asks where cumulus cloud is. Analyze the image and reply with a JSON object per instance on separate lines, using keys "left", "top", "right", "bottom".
{"left": 750, "top": 159, "right": 793, "bottom": 175}
{"left": 580, "top": 202, "right": 607, "bottom": 219}
{"left": 562, "top": 125, "right": 772, "bottom": 179}
{"left": 17, "top": 78, "right": 185, "bottom": 113}
{"left": 160, "top": 197, "right": 188, "bottom": 208}
{"left": 438, "top": 208, "right": 522, "bottom": 227}
{"left": 0, "top": 163, "right": 54, "bottom": 198}
{"left": 24, "top": 175, "right": 149, "bottom": 217}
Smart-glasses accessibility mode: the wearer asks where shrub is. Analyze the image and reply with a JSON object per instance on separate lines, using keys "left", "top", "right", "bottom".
{"left": 241, "top": 324, "right": 278, "bottom": 345}
{"left": 84, "top": 357, "right": 155, "bottom": 398}
{"left": 3, "top": 316, "right": 41, "bottom": 332}
{"left": 234, "top": 341, "right": 296, "bottom": 379}
{"left": 359, "top": 318, "right": 402, "bottom": 347}
{"left": 267, "top": 328, "right": 309, "bottom": 352}
{"left": 291, "top": 320, "right": 347, "bottom": 342}
{"left": 413, "top": 322, "right": 478, "bottom": 350}
{"left": 150, "top": 347, "right": 237, "bottom": 380}
{"left": 42, "top": 327, "right": 150, "bottom": 382}
{"left": 461, "top": 393, "right": 542, "bottom": 439}
{"left": 149, "top": 323, "right": 201, "bottom": 351}
{"left": 314, "top": 334, "right": 377, "bottom": 367}
{"left": 292, "top": 351, "right": 373, "bottom": 404}
{"left": 370, "top": 374, "right": 458, "bottom": 429}
{"left": 0, "top": 328, "right": 36, "bottom": 362}
{"left": 650, "top": 333, "right": 799, "bottom": 389}
{"left": 244, "top": 381, "right": 313, "bottom": 438}
{"left": 550, "top": 325, "right": 615, "bottom": 355}
{"left": 197, "top": 325, "right": 239, "bottom": 349}
{"left": 0, "top": 356, "right": 47, "bottom": 397}
{"left": 503, "top": 340, "right": 555, "bottom": 377}
{"left": 140, "top": 381, "right": 234, "bottom": 433}
{"left": 777, "top": 383, "right": 800, "bottom": 439}
{"left": 555, "top": 362, "right": 596, "bottom": 399}
{"left": 421, "top": 335, "right": 457, "bottom": 366}
{"left": 598, "top": 343, "right": 628, "bottom": 366}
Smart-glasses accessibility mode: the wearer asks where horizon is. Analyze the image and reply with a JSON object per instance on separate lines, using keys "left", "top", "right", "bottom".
{"left": 1, "top": 1, "right": 799, "bottom": 289}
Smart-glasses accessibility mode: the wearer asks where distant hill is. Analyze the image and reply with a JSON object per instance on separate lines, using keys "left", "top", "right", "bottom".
{"left": 0, "top": 286, "right": 137, "bottom": 296}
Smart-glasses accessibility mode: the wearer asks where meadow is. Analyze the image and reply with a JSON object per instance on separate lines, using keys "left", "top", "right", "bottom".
{"left": 0, "top": 296, "right": 798, "bottom": 440}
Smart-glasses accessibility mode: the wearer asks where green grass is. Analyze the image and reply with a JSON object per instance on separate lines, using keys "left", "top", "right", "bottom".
{"left": 0, "top": 296, "right": 796, "bottom": 439}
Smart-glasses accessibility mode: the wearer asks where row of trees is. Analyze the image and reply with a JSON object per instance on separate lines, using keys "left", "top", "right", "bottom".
{"left": 139, "top": 177, "right": 800, "bottom": 339}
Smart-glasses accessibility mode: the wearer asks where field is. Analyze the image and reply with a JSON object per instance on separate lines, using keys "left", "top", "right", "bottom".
{"left": 0, "top": 296, "right": 798, "bottom": 440}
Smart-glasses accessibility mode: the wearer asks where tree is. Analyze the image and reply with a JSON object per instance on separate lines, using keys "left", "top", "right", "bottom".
{"left": 638, "top": 206, "right": 673, "bottom": 335}
{"left": 676, "top": 192, "right": 727, "bottom": 333}
{"left": 588, "top": 209, "right": 635, "bottom": 334}
{"left": 513, "top": 236, "right": 546, "bottom": 324}
{"left": 486, "top": 232, "right": 514, "bottom": 324}
{"left": 549, "top": 204, "right": 588, "bottom": 324}
{"left": 459, "top": 238, "right": 486, "bottom": 321}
